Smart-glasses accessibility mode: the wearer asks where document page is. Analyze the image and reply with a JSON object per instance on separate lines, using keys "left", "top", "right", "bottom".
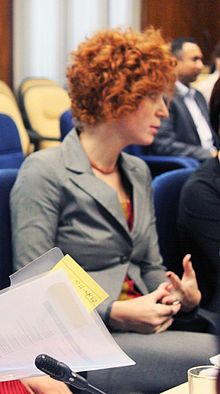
{"left": 0, "top": 269, "right": 134, "bottom": 381}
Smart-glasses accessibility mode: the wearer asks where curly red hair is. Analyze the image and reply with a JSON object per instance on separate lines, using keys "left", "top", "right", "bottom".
{"left": 67, "top": 27, "right": 176, "bottom": 125}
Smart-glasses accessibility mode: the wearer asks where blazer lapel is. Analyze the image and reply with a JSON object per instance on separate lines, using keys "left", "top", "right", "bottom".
{"left": 176, "top": 95, "right": 198, "bottom": 131}
{"left": 194, "top": 92, "right": 219, "bottom": 146}
{"left": 61, "top": 130, "right": 129, "bottom": 233}
{"left": 119, "top": 153, "right": 149, "bottom": 238}
{"left": 72, "top": 172, "right": 129, "bottom": 232}
{"left": 175, "top": 87, "right": 218, "bottom": 146}
{"left": 194, "top": 92, "right": 209, "bottom": 122}
{"left": 175, "top": 95, "right": 202, "bottom": 144}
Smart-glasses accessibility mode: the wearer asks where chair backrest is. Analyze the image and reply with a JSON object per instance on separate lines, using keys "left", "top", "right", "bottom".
{"left": 18, "top": 77, "right": 60, "bottom": 127}
{"left": 141, "top": 154, "right": 200, "bottom": 177}
{"left": 0, "top": 91, "right": 31, "bottom": 155}
{"left": 124, "top": 145, "right": 200, "bottom": 177}
{"left": 20, "top": 83, "right": 71, "bottom": 149}
{"left": 0, "top": 114, "right": 25, "bottom": 169}
{"left": 0, "top": 168, "right": 18, "bottom": 289}
{"left": 152, "top": 168, "right": 195, "bottom": 274}
{"left": 0, "top": 80, "right": 17, "bottom": 104}
{"left": 18, "top": 77, "right": 59, "bottom": 98}
{"left": 60, "top": 109, "right": 74, "bottom": 141}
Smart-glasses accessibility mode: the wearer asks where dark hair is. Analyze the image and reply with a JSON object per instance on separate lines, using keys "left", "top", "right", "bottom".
{"left": 213, "top": 42, "right": 220, "bottom": 60}
{"left": 210, "top": 77, "right": 220, "bottom": 134}
{"left": 171, "top": 37, "right": 197, "bottom": 57}
{"left": 209, "top": 42, "right": 220, "bottom": 72}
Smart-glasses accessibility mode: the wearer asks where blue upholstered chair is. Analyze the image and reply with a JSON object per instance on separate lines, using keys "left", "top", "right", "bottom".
{"left": 124, "top": 145, "right": 200, "bottom": 177}
{"left": 60, "top": 109, "right": 74, "bottom": 141}
{"left": 0, "top": 113, "right": 25, "bottom": 169}
{"left": 152, "top": 168, "right": 195, "bottom": 274}
{"left": 0, "top": 168, "right": 18, "bottom": 289}
{"left": 0, "top": 89, "right": 31, "bottom": 155}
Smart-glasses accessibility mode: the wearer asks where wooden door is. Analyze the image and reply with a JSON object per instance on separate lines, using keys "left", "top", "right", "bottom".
{"left": 0, "top": 0, "right": 13, "bottom": 86}
{"left": 141, "top": 0, "right": 220, "bottom": 64}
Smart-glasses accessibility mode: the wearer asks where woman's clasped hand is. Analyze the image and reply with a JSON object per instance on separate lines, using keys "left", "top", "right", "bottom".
{"left": 110, "top": 254, "right": 201, "bottom": 334}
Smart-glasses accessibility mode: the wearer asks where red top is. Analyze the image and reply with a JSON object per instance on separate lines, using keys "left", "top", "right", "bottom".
{"left": 119, "top": 200, "right": 142, "bottom": 300}
{"left": 0, "top": 380, "right": 29, "bottom": 394}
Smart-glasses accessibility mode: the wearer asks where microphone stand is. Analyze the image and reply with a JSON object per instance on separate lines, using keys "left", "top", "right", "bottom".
{"left": 67, "top": 377, "right": 105, "bottom": 394}
{"left": 35, "top": 354, "right": 106, "bottom": 394}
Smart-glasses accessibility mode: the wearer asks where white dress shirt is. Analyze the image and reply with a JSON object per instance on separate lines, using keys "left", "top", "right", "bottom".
{"left": 196, "top": 70, "right": 219, "bottom": 104}
{"left": 176, "top": 81, "right": 214, "bottom": 150}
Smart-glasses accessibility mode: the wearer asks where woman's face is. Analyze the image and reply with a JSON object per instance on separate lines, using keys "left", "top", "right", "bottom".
{"left": 118, "top": 93, "right": 169, "bottom": 146}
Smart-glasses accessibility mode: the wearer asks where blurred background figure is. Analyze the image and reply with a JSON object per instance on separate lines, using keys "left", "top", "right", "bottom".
{"left": 178, "top": 153, "right": 220, "bottom": 316}
{"left": 196, "top": 42, "right": 220, "bottom": 105}
{"left": 146, "top": 37, "right": 220, "bottom": 161}
{"left": 210, "top": 76, "right": 220, "bottom": 135}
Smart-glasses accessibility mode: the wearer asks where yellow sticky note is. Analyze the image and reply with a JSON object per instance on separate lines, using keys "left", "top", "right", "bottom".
{"left": 51, "top": 255, "right": 108, "bottom": 312}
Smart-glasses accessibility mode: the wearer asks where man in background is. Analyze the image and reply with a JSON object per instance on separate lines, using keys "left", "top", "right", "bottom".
{"left": 146, "top": 37, "right": 219, "bottom": 161}
{"left": 196, "top": 41, "right": 220, "bottom": 105}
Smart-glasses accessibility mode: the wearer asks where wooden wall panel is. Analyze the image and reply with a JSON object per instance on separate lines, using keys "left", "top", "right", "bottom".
{"left": 141, "top": 0, "right": 220, "bottom": 64}
{"left": 0, "top": 0, "right": 13, "bottom": 86}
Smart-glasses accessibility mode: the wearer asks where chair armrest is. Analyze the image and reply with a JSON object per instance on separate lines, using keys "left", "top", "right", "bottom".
{"left": 27, "top": 129, "right": 60, "bottom": 150}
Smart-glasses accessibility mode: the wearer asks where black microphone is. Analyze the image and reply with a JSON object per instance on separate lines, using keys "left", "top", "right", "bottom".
{"left": 35, "top": 354, "right": 106, "bottom": 394}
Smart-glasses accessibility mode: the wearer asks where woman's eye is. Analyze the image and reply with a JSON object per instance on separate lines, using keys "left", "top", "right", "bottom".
{"left": 162, "top": 94, "right": 170, "bottom": 108}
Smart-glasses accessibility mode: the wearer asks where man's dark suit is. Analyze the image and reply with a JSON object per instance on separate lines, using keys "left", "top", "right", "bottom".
{"left": 146, "top": 88, "right": 219, "bottom": 161}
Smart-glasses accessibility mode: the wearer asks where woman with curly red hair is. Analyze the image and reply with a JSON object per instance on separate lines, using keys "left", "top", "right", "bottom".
{"left": 67, "top": 28, "right": 175, "bottom": 126}
{"left": 11, "top": 28, "right": 217, "bottom": 393}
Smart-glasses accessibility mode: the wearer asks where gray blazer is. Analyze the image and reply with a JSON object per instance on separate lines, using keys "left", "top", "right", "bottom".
{"left": 10, "top": 130, "right": 217, "bottom": 393}
{"left": 10, "top": 129, "right": 166, "bottom": 321}
{"left": 146, "top": 89, "right": 219, "bottom": 161}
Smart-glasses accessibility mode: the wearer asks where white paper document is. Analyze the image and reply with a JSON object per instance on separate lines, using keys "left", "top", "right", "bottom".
{"left": 0, "top": 266, "right": 135, "bottom": 381}
{"left": 210, "top": 354, "right": 220, "bottom": 367}
{"left": 10, "top": 247, "right": 64, "bottom": 286}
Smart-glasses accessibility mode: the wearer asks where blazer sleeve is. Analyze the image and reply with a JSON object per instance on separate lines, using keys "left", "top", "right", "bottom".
{"left": 10, "top": 154, "right": 61, "bottom": 270}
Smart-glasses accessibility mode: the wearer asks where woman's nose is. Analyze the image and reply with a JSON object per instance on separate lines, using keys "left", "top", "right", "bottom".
{"left": 157, "top": 97, "right": 169, "bottom": 119}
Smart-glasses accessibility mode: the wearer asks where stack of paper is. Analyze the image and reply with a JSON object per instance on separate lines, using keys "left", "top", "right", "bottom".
{"left": 0, "top": 248, "right": 134, "bottom": 381}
